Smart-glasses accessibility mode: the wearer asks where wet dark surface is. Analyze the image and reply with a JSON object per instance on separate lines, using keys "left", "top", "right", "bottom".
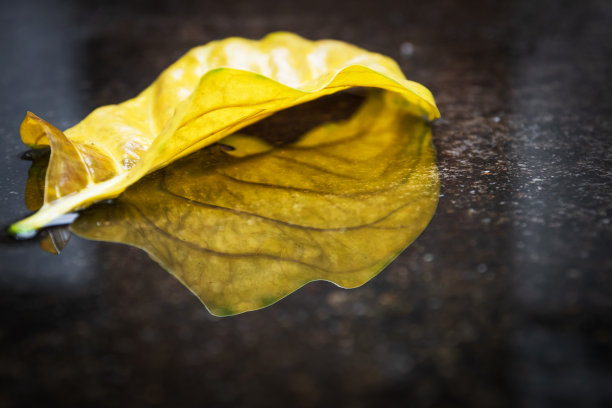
{"left": 1, "top": 0, "right": 611, "bottom": 407}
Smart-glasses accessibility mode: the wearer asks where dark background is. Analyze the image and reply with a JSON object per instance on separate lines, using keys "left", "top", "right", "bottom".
{"left": 1, "top": 0, "right": 611, "bottom": 407}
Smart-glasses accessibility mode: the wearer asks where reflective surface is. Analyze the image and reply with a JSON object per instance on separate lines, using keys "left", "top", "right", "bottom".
{"left": 1, "top": 0, "right": 611, "bottom": 407}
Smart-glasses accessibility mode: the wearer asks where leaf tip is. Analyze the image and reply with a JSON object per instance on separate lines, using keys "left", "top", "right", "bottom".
{"left": 7, "top": 222, "right": 37, "bottom": 240}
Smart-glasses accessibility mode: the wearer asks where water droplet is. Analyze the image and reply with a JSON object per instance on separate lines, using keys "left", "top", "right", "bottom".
{"left": 400, "top": 42, "right": 415, "bottom": 57}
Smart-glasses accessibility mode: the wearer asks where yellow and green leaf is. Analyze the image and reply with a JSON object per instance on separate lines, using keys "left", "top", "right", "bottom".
{"left": 9, "top": 32, "right": 439, "bottom": 238}
{"left": 67, "top": 92, "right": 439, "bottom": 315}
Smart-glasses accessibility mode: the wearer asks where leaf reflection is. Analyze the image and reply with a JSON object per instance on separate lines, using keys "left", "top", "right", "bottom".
{"left": 27, "top": 91, "right": 439, "bottom": 316}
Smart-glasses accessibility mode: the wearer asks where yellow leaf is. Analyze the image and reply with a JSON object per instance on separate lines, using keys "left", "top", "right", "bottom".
{"left": 9, "top": 32, "right": 439, "bottom": 238}
{"left": 68, "top": 91, "right": 439, "bottom": 316}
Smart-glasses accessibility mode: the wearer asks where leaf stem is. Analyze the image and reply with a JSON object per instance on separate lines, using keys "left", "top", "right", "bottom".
{"left": 8, "top": 173, "right": 130, "bottom": 239}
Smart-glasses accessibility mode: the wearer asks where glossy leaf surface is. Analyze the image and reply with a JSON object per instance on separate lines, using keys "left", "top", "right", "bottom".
{"left": 68, "top": 92, "right": 439, "bottom": 316}
{"left": 10, "top": 32, "right": 439, "bottom": 237}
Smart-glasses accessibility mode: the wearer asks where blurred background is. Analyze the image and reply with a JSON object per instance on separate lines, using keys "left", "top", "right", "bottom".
{"left": 0, "top": 0, "right": 611, "bottom": 406}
